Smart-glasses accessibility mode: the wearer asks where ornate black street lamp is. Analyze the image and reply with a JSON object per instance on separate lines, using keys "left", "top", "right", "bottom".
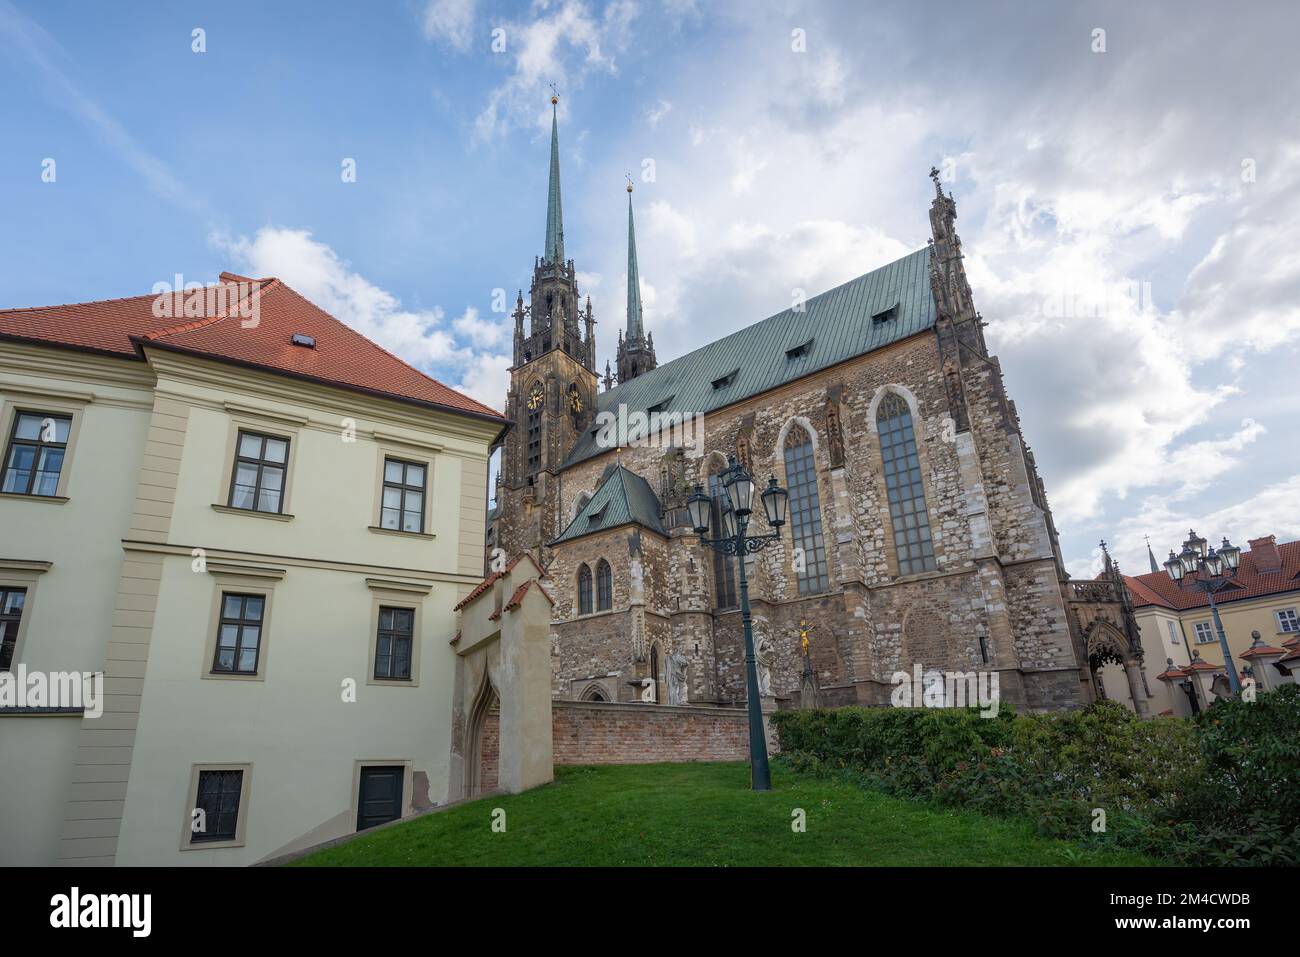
{"left": 1163, "top": 529, "right": 1243, "bottom": 695}
{"left": 687, "top": 456, "right": 789, "bottom": 791}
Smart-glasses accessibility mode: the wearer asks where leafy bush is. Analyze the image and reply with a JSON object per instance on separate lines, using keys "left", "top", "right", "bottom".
{"left": 772, "top": 688, "right": 1299, "bottom": 866}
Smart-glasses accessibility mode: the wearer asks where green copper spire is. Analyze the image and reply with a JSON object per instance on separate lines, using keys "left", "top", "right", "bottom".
{"left": 626, "top": 183, "right": 643, "bottom": 339}
{"left": 544, "top": 96, "right": 565, "bottom": 265}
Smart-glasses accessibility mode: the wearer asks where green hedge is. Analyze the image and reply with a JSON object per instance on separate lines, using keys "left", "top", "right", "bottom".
{"left": 771, "top": 684, "right": 1300, "bottom": 865}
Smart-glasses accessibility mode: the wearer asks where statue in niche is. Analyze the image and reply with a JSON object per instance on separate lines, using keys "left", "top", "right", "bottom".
{"left": 826, "top": 401, "right": 845, "bottom": 467}
{"left": 735, "top": 433, "right": 752, "bottom": 473}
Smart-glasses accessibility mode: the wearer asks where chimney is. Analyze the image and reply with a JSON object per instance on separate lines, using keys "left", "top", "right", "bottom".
{"left": 1248, "top": 535, "right": 1282, "bottom": 574}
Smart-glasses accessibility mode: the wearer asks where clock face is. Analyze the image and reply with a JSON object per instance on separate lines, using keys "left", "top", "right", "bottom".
{"left": 569, "top": 391, "right": 583, "bottom": 413}
{"left": 527, "top": 385, "right": 544, "bottom": 411}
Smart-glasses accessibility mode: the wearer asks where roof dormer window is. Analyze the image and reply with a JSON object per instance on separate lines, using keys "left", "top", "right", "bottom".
{"left": 786, "top": 338, "right": 813, "bottom": 360}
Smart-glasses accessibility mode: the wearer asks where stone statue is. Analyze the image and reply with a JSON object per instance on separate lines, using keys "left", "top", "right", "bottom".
{"left": 667, "top": 651, "right": 689, "bottom": 705}
{"left": 826, "top": 401, "right": 845, "bottom": 467}
{"left": 755, "top": 633, "right": 774, "bottom": 697}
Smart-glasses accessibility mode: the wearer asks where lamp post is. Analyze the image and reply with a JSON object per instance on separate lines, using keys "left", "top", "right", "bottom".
{"left": 1163, "top": 529, "right": 1243, "bottom": 695}
{"left": 687, "top": 456, "right": 789, "bottom": 791}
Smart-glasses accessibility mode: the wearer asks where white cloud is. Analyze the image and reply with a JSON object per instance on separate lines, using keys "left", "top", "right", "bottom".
{"left": 453, "top": 305, "right": 509, "bottom": 348}
{"left": 422, "top": 0, "right": 477, "bottom": 50}
{"left": 469, "top": 0, "right": 637, "bottom": 141}
{"left": 645, "top": 99, "right": 672, "bottom": 127}
{"left": 211, "top": 227, "right": 511, "bottom": 411}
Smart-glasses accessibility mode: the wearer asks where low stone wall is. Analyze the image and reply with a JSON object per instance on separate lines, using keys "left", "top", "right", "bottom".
{"left": 552, "top": 700, "right": 765, "bottom": 765}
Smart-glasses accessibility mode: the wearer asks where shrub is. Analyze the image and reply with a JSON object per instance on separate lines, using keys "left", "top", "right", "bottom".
{"left": 771, "top": 691, "right": 1298, "bottom": 866}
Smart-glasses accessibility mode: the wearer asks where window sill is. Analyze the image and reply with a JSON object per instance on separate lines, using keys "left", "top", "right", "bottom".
{"left": 203, "top": 670, "right": 266, "bottom": 682}
{"left": 572, "top": 608, "right": 617, "bottom": 621}
{"left": 368, "top": 525, "right": 435, "bottom": 541}
{"left": 0, "top": 491, "right": 69, "bottom": 505}
{"left": 183, "top": 838, "right": 245, "bottom": 851}
{"left": 211, "top": 504, "right": 294, "bottom": 522}
{"left": 367, "top": 676, "right": 419, "bottom": 687}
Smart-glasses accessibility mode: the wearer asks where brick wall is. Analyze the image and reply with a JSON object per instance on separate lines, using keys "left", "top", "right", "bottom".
{"left": 551, "top": 700, "right": 757, "bottom": 764}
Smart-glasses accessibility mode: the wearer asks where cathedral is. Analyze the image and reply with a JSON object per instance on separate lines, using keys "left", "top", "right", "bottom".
{"left": 488, "top": 96, "right": 1148, "bottom": 714}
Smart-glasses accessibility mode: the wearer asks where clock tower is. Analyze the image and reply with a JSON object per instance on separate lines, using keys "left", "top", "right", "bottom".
{"left": 496, "top": 95, "right": 599, "bottom": 560}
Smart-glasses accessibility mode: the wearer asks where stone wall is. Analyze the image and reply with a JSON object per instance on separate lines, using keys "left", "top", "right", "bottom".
{"left": 551, "top": 700, "right": 753, "bottom": 764}
{"left": 499, "top": 306, "right": 1091, "bottom": 713}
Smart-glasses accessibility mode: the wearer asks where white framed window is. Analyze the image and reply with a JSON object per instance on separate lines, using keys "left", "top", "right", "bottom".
{"left": 1277, "top": 608, "right": 1299, "bottom": 634}
{"left": 1193, "top": 621, "right": 1215, "bottom": 644}
{"left": 1166, "top": 620, "right": 1180, "bottom": 646}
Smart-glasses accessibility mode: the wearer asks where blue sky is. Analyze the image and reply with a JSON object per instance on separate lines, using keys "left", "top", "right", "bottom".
{"left": 3, "top": 0, "right": 1298, "bottom": 577}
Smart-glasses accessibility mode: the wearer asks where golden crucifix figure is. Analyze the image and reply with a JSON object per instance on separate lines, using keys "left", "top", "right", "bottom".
{"left": 798, "top": 619, "right": 815, "bottom": 656}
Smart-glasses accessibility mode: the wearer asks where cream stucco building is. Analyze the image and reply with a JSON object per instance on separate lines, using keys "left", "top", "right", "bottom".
{"left": 0, "top": 274, "right": 505, "bottom": 865}
{"left": 1098, "top": 536, "right": 1300, "bottom": 714}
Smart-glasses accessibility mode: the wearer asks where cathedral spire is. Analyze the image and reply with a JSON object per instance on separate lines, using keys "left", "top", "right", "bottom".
{"left": 615, "top": 181, "right": 657, "bottom": 386}
{"left": 543, "top": 93, "right": 565, "bottom": 265}
{"left": 1146, "top": 535, "right": 1160, "bottom": 574}
{"left": 626, "top": 182, "right": 644, "bottom": 340}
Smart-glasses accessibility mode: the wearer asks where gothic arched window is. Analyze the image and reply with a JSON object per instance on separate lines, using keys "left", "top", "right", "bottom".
{"left": 783, "top": 426, "right": 829, "bottom": 594}
{"left": 708, "top": 469, "right": 738, "bottom": 609}
{"left": 596, "top": 559, "right": 613, "bottom": 611}
{"left": 577, "top": 563, "right": 593, "bottom": 615}
{"left": 877, "top": 392, "right": 936, "bottom": 575}
{"left": 525, "top": 382, "right": 544, "bottom": 475}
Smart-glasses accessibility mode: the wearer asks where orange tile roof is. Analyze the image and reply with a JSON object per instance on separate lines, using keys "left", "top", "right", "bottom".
{"left": 0, "top": 274, "right": 506, "bottom": 423}
{"left": 1124, "top": 539, "right": 1300, "bottom": 611}
{"left": 452, "top": 553, "right": 545, "bottom": 612}
{"left": 504, "top": 578, "right": 553, "bottom": 611}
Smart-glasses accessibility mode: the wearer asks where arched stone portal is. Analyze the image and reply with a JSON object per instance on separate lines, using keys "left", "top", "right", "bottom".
{"left": 467, "top": 676, "right": 501, "bottom": 796}
{"left": 1084, "top": 619, "right": 1149, "bottom": 717}
{"left": 449, "top": 555, "right": 555, "bottom": 801}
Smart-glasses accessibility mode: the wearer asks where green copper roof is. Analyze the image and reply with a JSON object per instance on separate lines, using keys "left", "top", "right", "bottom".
{"left": 544, "top": 104, "right": 565, "bottom": 265}
{"left": 550, "top": 463, "right": 666, "bottom": 545}
{"left": 626, "top": 190, "right": 644, "bottom": 339}
{"left": 564, "top": 245, "right": 937, "bottom": 468}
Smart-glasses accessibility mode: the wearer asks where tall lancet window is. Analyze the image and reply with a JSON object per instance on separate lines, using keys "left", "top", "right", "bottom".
{"left": 877, "top": 392, "right": 936, "bottom": 575}
{"left": 708, "top": 471, "right": 738, "bottom": 609}
{"left": 525, "top": 382, "right": 543, "bottom": 475}
{"left": 783, "top": 427, "right": 829, "bottom": 594}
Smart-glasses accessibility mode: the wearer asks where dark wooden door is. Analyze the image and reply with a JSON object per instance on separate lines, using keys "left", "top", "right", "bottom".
{"left": 357, "top": 766, "right": 404, "bottom": 830}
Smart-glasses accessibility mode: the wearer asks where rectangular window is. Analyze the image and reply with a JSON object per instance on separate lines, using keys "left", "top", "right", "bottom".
{"left": 192, "top": 769, "right": 244, "bottom": 843}
{"left": 0, "top": 587, "right": 26, "bottom": 671}
{"left": 1166, "top": 620, "right": 1180, "bottom": 646}
{"left": 374, "top": 606, "right": 414, "bottom": 680}
{"left": 2, "top": 412, "right": 71, "bottom": 496}
{"left": 978, "top": 636, "right": 989, "bottom": 664}
{"left": 1278, "top": 608, "right": 1299, "bottom": 634}
{"left": 1193, "top": 621, "right": 1215, "bottom": 644}
{"left": 228, "top": 430, "right": 288, "bottom": 513}
{"left": 212, "top": 593, "right": 264, "bottom": 674}
{"left": 381, "top": 458, "right": 426, "bottom": 533}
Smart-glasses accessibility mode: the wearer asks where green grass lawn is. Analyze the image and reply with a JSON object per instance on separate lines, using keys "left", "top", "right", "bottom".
{"left": 291, "top": 762, "right": 1156, "bottom": 866}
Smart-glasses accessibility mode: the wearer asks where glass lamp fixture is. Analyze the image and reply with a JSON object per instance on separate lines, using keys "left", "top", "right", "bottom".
{"left": 724, "top": 463, "right": 755, "bottom": 515}
{"left": 686, "top": 484, "right": 711, "bottom": 535}
{"left": 760, "top": 477, "right": 789, "bottom": 527}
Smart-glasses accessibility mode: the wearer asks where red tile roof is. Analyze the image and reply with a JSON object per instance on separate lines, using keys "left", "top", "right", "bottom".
{"left": 504, "top": 578, "right": 553, "bottom": 612}
{"left": 452, "top": 553, "right": 545, "bottom": 612}
{"left": 1124, "top": 538, "right": 1300, "bottom": 611}
{"left": 0, "top": 274, "right": 505, "bottom": 423}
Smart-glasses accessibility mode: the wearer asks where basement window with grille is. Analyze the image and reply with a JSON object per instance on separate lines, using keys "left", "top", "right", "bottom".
{"left": 290, "top": 333, "right": 316, "bottom": 348}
